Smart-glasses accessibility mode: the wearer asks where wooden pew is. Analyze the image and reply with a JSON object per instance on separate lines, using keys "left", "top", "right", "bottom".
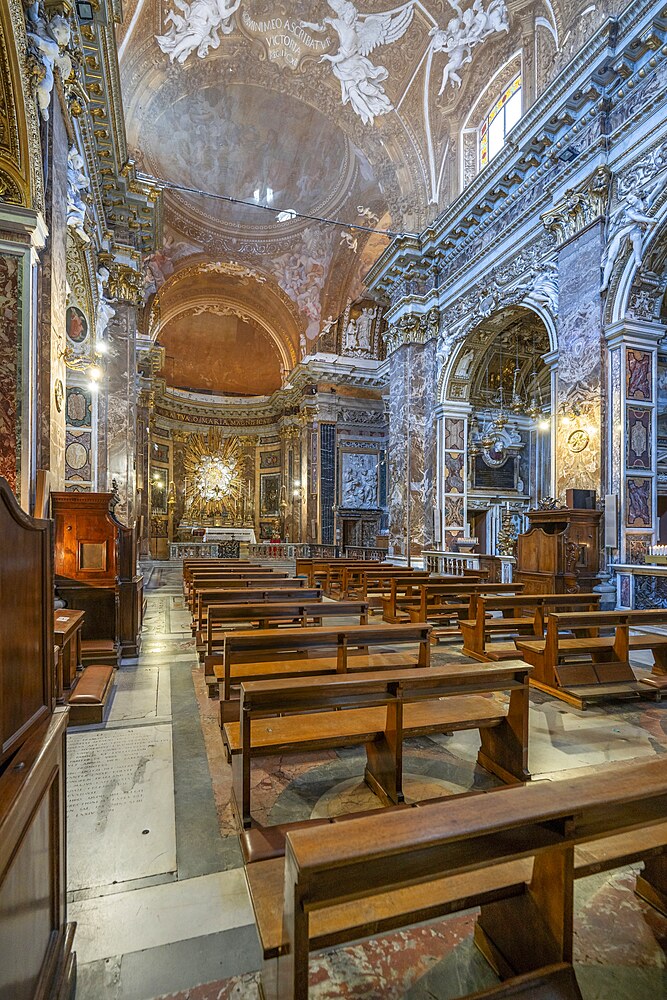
{"left": 460, "top": 594, "right": 602, "bottom": 662}
{"left": 224, "top": 661, "right": 531, "bottom": 826}
{"left": 324, "top": 560, "right": 393, "bottom": 597}
{"left": 296, "top": 558, "right": 386, "bottom": 589}
{"left": 201, "top": 600, "right": 369, "bottom": 693}
{"left": 251, "top": 756, "right": 667, "bottom": 999}
{"left": 341, "top": 566, "right": 429, "bottom": 601}
{"left": 191, "top": 576, "right": 316, "bottom": 621}
{"left": 515, "top": 609, "right": 667, "bottom": 708}
{"left": 217, "top": 621, "right": 432, "bottom": 720}
{"left": 193, "top": 586, "right": 322, "bottom": 641}
{"left": 404, "top": 582, "right": 526, "bottom": 639}
{"left": 186, "top": 570, "right": 290, "bottom": 608}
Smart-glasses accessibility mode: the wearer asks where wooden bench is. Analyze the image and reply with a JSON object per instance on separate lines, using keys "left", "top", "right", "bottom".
{"left": 201, "top": 600, "right": 369, "bottom": 687}
{"left": 460, "top": 594, "right": 601, "bottom": 662}
{"left": 216, "top": 621, "right": 432, "bottom": 720}
{"left": 224, "top": 661, "right": 531, "bottom": 826}
{"left": 515, "top": 609, "right": 667, "bottom": 708}
{"left": 67, "top": 663, "right": 115, "bottom": 725}
{"left": 296, "top": 558, "right": 387, "bottom": 589}
{"left": 323, "top": 560, "right": 394, "bottom": 597}
{"left": 341, "top": 567, "right": 429, "bottom": 602}
{"left": 193, "top": 586, "right": 322, "bottom": 641}
{"left": 250, "top": 756, "right": 667, "bottom": 999}
{"left": 404, "top": 583, "right": 526, "bottom": 640}
{"left": 187, "top": 573, "right": 294, "bottom": 611}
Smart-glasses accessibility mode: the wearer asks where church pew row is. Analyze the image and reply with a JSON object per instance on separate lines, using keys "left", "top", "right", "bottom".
{"left": 182, "top": 558, "right": 254, "bottom": 592}
{"left": 339, "top": 567, "right": 430, "bottom": 602}
{"left": 201, "top": 600, "right": 369, "bottom": 688}
{"left": 382, "top": 578, "right": 519, "bottom": 624}
{"left": 515, "top": 609, "right": 667, "bottom": 708}
{"left": 247, "top": 756, "right": 667, "bottom": 999}
{"left": 214, "top": 622, "right": 432, "bottom": 721}
{"left": 192, "top": 582, "right": 321, "bottom": 634}
{"left": 187, "top": 570, "right": 294, "bottom": 612}
{"left": 224, "top": 661, "right": 531, "bottom": 827}
{"left": 324, "top": 561, "right": 408, "bottom": 597}
{"left": 459, "top": 593, "right": 601, "bottom": 662}
{"left": 296, "top": 558, "right": 390, "bottom": 590}
{"left": 404, "top": 582, "right": 527, "bottom": 639}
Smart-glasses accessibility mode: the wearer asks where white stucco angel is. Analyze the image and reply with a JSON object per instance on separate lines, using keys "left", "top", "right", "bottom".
{"left": 156, "top": 0, "right": 240, "bottom": 64}
{"left": 25, "top": 3, "right": 72, "bottom": 120}
{"left": 340, "top": 230, "right": 359, "bottom": 252}
{"left": 431, "top": 0, "right": 509, "bottom": 93}
{"left": 95, "top": 267, "right": 116, "bottom": 342}
{"left": 66, "top": 146, "right": 90, "bottom": 244}
{"left": 302, "top": 1, "right": 415, "bottom": 126}
{"left": 601, "top": 176, "right": 664, "bottom": 292}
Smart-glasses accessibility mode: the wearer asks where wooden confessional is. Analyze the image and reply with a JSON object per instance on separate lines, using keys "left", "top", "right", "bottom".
{"left": 51, "top": 492, "right": 144, "bottom": 660}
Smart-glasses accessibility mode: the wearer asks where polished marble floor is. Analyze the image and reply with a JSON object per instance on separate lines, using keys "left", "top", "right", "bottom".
{"left": 68, "top": 561, "right": 667, "bottom": 999}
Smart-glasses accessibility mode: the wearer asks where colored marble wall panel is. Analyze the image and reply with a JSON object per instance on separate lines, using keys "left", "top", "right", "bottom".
{"left": 259, "top": 450, "right": 280, "bottom": 469}
{"left": 444, "top": 452, "right": 464, "bottom": 493}
{"left": 626, "top": 348, "right": 652, "bottom": 402}
{"left": 444, "top": 496, "right": 464, "bottom": 527}
{"left": 65, "top": 429, "right": 92, "bottom": 482}
{"left": 634, "top": 573, "right": 667, "bottom": 609}
{"left": 626, "top": 407, "right": 652, "bottom": 469}
{"left": 0, "top": 254, "right": 20, "bottom": 494}
{"left": 444, "top": 418, "right": 465, "bottom": 450}
{"left": 626, "top": 534, "right": 652, "bottom": 565}
{"left": 66, "top": 386, "right": 92, "bottom": 428}
{"left": 626, "top": 477, "right": 652, "bottom": 528}
{"left": 618, "top": 573, "right": 631, "bottom": 608}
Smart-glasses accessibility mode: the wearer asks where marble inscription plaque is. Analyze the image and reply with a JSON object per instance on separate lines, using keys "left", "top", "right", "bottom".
{"left": 67, "top": 725, "right": 176, "bottom": 891}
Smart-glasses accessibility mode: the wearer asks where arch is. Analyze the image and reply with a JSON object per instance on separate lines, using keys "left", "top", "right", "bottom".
{"left": 438, "top": 300, "right": 557, "bottom": 405}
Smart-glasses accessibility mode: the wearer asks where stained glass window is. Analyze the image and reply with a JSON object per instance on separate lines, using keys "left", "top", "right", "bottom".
{"left": 480, "top": 76, "right": 522, "bottom": 168}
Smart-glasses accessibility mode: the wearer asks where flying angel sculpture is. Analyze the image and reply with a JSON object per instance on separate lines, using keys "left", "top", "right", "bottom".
{"left": 302, "top": 1, "right": 415, "bottom": 126}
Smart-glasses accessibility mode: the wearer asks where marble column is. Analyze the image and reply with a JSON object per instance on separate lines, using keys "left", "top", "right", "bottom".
{"left": 105, "top": 301, "right": 138, "bottom": 525}
{"left": 387, "top": 339, "right": 437, "bottom": 561}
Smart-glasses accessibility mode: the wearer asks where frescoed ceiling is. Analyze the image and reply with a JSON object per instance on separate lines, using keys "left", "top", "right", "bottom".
{"left": 116, "top": 0, "right": 566, "bottom": 394}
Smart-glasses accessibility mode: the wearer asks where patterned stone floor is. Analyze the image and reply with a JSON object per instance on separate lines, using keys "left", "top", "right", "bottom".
{"left": 69, "top": 561, "right": 667, "bottom": 999}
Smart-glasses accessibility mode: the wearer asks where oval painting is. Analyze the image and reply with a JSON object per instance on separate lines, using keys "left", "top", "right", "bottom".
{"left": 66, "top": 305, "right": 88, "bottom": 343}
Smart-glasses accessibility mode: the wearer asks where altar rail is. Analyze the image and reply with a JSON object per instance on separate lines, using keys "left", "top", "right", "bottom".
{"left": 423, "top": 550, "right": 515, "bottom": 583}
{"left": 170, "top": 541, "right": 241, "bottom": 560}
{"left": 246, "top": 543, "right": 387, "bottom": 561}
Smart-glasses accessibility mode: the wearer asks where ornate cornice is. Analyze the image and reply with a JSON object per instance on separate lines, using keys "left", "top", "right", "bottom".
{"left": 541, "top": 166, "right": 611, "bottom": 245}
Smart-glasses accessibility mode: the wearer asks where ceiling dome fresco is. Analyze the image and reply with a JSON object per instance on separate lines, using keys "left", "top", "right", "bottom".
{"left": 138, "top": 81, "right": 356, "bottom": 235}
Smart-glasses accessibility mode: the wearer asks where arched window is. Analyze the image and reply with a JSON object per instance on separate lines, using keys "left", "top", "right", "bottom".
{"left": 480, "top": 76, "right": 522, "bottom": 168}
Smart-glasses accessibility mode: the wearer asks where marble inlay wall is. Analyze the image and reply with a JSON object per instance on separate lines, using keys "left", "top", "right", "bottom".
{"left": 106, "top": 304, "right": 138, "bottom": 525}
{"left": 388, "top": 341, "right": 437, "bottom": 558}
{"left": 0, "top": 253, "right": 20, "bottom": 494}
{"left": 555, "top": 223, "right": 605, "bottom": 498}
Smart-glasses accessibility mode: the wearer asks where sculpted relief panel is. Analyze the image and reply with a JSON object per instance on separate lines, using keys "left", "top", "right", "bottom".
{"left": 341, "top": 451, "right": 379, "bottom": 508}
